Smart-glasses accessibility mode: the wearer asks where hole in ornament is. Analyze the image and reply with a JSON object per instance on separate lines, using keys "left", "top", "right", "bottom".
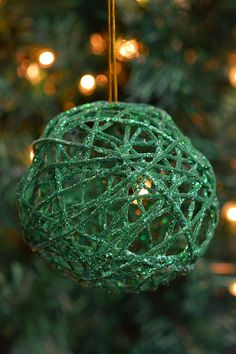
{"left": 180, "top": 198, "right": 193, "bottom": 218}
{"left": 63, "top": 125, "right": 88, "bottom": 144}
{"left": 149, "top": 211, "right": 173, "bottom": 245}
{"left": 92, "top": 137, "right": 114, "bottom": 152}
{"left": 192, "top": 200, "right": 203, "bottom": 219}
{"left": 196, "top": 210, "right": 212, "bottom": 246}
{"left": 85, "top": 121, "right": 95, "bottom": 129}
{"left": 165, "top": 234, "right": 187, "bottom": 256}
{"left": 178, "top": 182, "right": 193, "bottom": 194}
{"left": 102, "top": 122, "right": 125, "bottom": 141}
{"left": 100, "top": 197, "right": 127, "bottom": 233}
{"left": 47, "top": 144, "right": 57, "bottom": 163}
{"left": 75, "top": 208, "right": 104, "bottom": 236}
{"left": 128, "top": 203, "right": 142, "bottom": 223}
{"left": 128, "top": 229, "right": 151, "bottom": 254}
{"left": 85, "top": 177, "right": 111, "bottom": 202}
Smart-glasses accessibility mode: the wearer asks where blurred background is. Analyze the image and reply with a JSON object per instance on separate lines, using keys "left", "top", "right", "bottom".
{"left": 1, "top": 0, "right": 236, "bottom": 353}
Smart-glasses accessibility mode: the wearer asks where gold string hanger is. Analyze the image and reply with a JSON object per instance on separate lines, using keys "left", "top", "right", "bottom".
{"left": 108, "top": 0, "right": 118, "bottom": 103}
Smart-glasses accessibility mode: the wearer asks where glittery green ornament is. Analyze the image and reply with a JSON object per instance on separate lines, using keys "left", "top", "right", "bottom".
{"left": 17, "top": 101, "right": 218, "bottom": 292}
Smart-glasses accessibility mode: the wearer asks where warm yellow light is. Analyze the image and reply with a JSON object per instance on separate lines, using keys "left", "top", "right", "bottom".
{"left": 90, "top": 33, "right": 106, "bottom": 55}
{"left": 96, "top": 74, "right": 108, "bottom": 87}
{"left": 229, "top": 67, "right": 236, "bottom": 88}
{"left": 145, "top": 179, "right": 152, "bottom": 188}
{"left": 79, "top": 74, "right": 96, "bottom": 95}
{"left": 228, "top": 281, "right": 236, "bottom": 296}
{"left": 136, "top": 0, "right": 149, "bottom": 6}
{"left": 228, "top": 52, "right": 236, "bottom": 66}
{"left": 117, "top": 39, "right": 140, "bottom": 61}
{"left": 138, "top": 188, "right": 149, "bottom": 196}
{"left": 133, "top": 179, "right": 152, "bottom": 205}
{"left": 227, "top": 207, "right": 236, "bottom": 222}
{"left": 222, "top": 202, "right": 236, "bottom": 222}
{"left": 30, "top": 149, "right": 34, "bottom": 162}
{"left": 38, "top": 50, "right": 55, "bottom": 67}
{"left": 25, "top": 63, "right": 42, "bottom": 84}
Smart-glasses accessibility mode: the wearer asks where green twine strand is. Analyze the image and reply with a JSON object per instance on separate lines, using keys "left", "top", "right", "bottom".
{"left": 17, "top": 101, "right": 219, "bottom": 292}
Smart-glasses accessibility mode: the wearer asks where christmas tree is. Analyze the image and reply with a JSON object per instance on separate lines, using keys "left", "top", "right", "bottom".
{"left": 1, "top": 0, "right": 236, "bottom": 353}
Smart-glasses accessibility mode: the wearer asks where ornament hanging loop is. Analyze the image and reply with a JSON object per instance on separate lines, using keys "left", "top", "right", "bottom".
{"left": 108, "top": 0, "right": 118, "bottom": 103}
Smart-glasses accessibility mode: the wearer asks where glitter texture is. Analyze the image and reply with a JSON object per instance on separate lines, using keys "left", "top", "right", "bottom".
{"left": 17, "top": 101, "right": 219, "bottom": 292}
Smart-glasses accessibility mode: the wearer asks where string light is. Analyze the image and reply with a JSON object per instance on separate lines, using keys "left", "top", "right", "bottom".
{"left": 228, "top": 67, "right": 236, "bottom": 88}
{"left": 116, "top": 38, "right": 140, "bottom": 61}
{"left": 136, "top": 0, "right": 149, "bottom": 6}
{"left": 29, "top": 149, "right": 34, "bottom": 162}
{"left": 17, "top": 59, "right": 30, "bottom": 78}
{"left": 227, "top": 52, "right": 236, "bottom": 65}
{"left": 63, "top": 101, "right": 75, "bottom": 111}
{"left": 25, "top": 63, "right": 43, "bottom": 84}
{"left": 90, "top": 33, "right": 106, "bottom": 55}
{"left": 79, "top": 74, "right": 96, "bottom": 95}
{"left": 210, "top": 262, "right": 236, "bottom": 275}
{"left": 226, "top": 207, "right": 236, "bottom": 222}
{"left": 38, "top": 50, "right": 55, "bottom": 68}
{"left": 96, "top": 74, "right": 108, "bottom": 87}
{"left": 228, "top": 281, "right": 236, "bottom": 296}
{"left": 222, "top": 202, "right": 236, "bottom": 222}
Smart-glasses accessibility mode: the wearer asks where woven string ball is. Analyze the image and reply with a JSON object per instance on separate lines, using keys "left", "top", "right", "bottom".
{"left": 18, "top": 101, "right": 218, "bottom": 292}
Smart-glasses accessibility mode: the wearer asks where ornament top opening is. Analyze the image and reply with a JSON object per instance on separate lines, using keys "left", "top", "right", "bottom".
{"left": 18, "top": 101, "right": 218, "bottom": 292}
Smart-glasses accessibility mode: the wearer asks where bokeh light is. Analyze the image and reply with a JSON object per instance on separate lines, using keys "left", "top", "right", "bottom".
{"left": 79, "top": 74, "right": 96, "bottom": 95}
{"left": 90, "top": 33, "right": 106, "bottom": 55}
{"left": 116, "top": 38, "right": 140, "bottom": 61}
{"left": 29, "top": 149, "right": 34, "bottom": 162}
{"left": 96, "top": 74, "right": 108, "bottom": 87}
{"left": 222, "top": 202, "right": 236, "bottom": 222}
{"left": 25, "top": 63, "right": 42, "bottom": 84}
{"left": 228, "top": 281, "right": 236, "bottom": 296}
{"left": 228, "top": 67, "right": 236, "bottom": 88}
{"left": 63, "top": 101, "right": 75, "bottom": 111}
{"left": 38, "top": 50, "right": 55, "bottom": 67}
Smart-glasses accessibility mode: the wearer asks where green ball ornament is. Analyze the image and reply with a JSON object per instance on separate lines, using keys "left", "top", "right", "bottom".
{"left": 17, "top": 101, "right": 218, "bottom": 292}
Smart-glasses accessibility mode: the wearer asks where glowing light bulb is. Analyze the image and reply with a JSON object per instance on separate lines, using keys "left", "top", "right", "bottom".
{"left": 229, "top": 67, "right": 236, "bottom": 88}
{"left": 25, "top": 63, "right": 42, "bottom": 84}
{"left": 90, "top": 33, "right": 106, "bottom": 55}
{"left": 117, "top": 39, "right": 140, "bottom": 61}
{"left": 96, "top": 74, "right": 108, "bottom": 87}
{"left": 222, "top": 202, "right": 236, "bottom": 222}
{"left": 38, "top": 50, "right": 55, "bottom": 67}
{"left": 79, "top": 74, "right": 96, "bottom": 95}
{"left": 227, "top": 207, "right": 236, "bottom": 222}
{"left": 30, "top": 149, "right": 34, "bottom": 162}
{"left": 228, "top": 281, "right": 236, "bottom": 296}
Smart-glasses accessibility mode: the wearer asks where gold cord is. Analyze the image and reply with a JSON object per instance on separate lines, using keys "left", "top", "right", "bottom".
{"left": 108, "top": 0, "right": 118, "bottom": 103}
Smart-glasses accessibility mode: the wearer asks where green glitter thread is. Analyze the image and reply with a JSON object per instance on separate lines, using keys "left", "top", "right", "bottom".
{"left": 17, "top": 101, "right": 219, "bottom": 292}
